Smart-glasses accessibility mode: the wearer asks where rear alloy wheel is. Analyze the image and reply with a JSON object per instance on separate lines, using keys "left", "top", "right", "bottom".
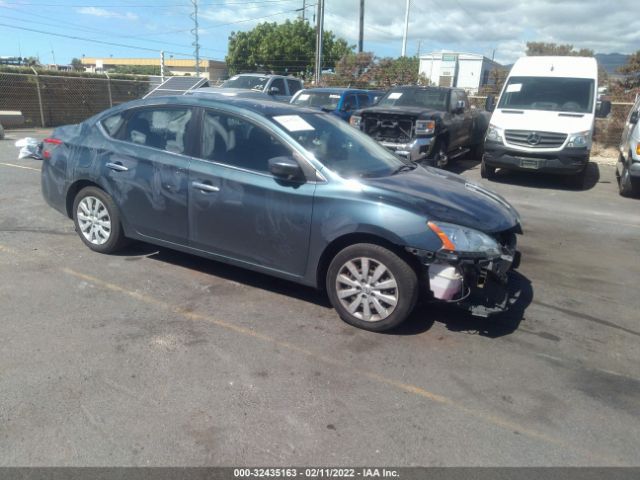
{"left": 480, "top": 159, "right": 496, "bottom": 179}
{"left": 619, "top": 160, "right": 639, "bottom": 197}
{"left": 326, "top": 243, "right": 418, "bottom": 332}
{"left": 73, "top": 186, "right": 126, "bottom": 253}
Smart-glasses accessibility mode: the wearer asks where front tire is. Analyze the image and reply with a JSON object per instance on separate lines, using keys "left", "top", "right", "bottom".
{"left": 326, "top": 243, "right": 418, "bottom": 332}
{"left": 429, "top": 139, "right": 449, "bottom": 168}
{"left": 73, "top": 186, "right": 126, "bottom": 253}
{"left": 480, "top": 158, "right": 496, "bottom": 179}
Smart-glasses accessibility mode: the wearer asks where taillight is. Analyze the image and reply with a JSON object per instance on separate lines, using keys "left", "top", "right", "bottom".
{"left": 42, "top": 137, "right": 62, "bottom": 159}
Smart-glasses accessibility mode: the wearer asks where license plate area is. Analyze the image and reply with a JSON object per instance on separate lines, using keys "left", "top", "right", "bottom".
{"left": 520, "top": 158, "right": 542, "bottom": 169}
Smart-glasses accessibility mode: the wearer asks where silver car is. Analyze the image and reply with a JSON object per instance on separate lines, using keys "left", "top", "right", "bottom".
{"left": 617, "top": 95, "right": 640, "bottom": 197}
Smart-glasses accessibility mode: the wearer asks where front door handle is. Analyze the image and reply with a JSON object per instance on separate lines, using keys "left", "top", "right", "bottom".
{"left": 106, "top": 162, "right": 129, "bottom": 172}
{"left": 192, "top": 181, "right": 220, "bottom": 193}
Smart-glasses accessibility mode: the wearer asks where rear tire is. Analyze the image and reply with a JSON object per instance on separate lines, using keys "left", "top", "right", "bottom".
{"left": 480, "top": 158, "right": 496, "bottom": 179}
{"left": 73, "top": 186, "right": 126, "bottom": 254}
{"left": 326, "top": 243, "right": 418, "bottom": 332}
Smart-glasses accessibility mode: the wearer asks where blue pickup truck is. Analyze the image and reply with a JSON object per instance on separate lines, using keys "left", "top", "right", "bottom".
{"left": 290, "top": 88, "right": 384, "bottom": 122}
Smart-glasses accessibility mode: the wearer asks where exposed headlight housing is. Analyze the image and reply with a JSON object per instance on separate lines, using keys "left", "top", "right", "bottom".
{"left": 485, "top": 123, "right": 503, "bottom": 143}
{"left": 349, "top": 115, "right": 362, "bottom": 129}
{"left": 415, "top": 119, "right": 436, "bottom": 136}
{"left": 567, "top": 130, "right": 591, "bottom": 148}
{"left": 428, "top": 221, "right": 501, "bottom": 256}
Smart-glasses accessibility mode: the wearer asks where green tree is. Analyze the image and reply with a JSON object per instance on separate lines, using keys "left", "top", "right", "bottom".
{"left": 618, "top": 50, "right": 640, "bottom": 88}
{"left": 365, "top": 56, "right": 426, "bottom": 88}
{"left": 225, "top": 19, "right": 353, "bottom": 77}
{"left": 70, "top": 58, "right": 84, "bottom": 71}
{"left": 525, "top": 42, "right": 594, "bottom": 57}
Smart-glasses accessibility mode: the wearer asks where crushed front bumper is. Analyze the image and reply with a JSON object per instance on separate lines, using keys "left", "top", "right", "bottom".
{"left": 380, "top": 137, "right": 434, "bottom": 162}
{"left": 408, "top": 232, "right": 521, "bottom": 317}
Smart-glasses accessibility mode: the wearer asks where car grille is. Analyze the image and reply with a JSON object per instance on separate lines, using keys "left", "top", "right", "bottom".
{"left": 504, "top": 130, "right": 567, "bottom": 148}
{"left": 363, "top": 115, "right": 415, "bottom": 143}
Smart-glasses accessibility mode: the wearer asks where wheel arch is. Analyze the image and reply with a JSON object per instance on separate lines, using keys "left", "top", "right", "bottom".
{"left": 65, "top": 179, "right": 104, "bottom": 218}
{"left": 315, "top": 232, "right": 420, "bottom": 291}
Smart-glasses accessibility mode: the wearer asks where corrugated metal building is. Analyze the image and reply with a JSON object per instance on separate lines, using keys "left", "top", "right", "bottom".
{"left": 419, "top": 51, "right": 501, "bottom": 94}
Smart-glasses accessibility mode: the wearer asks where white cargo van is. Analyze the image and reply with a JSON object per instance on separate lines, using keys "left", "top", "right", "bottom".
{"left": 481, "top": 56, "right": 610, "bottom": 185}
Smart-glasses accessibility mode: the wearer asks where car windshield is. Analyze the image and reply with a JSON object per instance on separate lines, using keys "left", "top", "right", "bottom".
{"left": 378, "top": 88, "right": 448, "bottom": 110}
{"left": 498, "top": 76, "right": 595, "bottom": 113}
{"left": 270, "top": 112, "right": 406, "bottom": 178}
{"left": 292, "top": 91, "right": 342, "bottom": 110}
{"left": 221, "top": 75, "right": 269, "bottom": 91}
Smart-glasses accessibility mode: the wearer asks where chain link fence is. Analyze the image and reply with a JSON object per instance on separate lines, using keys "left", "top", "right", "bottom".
{"left": 0, "top": 71, "right": 151, "bottom": 128}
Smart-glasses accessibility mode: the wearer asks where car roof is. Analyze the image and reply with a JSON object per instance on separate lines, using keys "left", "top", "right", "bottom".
{"left": 389, "top": 85, "right": 454, "bottom": 93}
{"left": 299, "top": 88, "right": 377, "bottom": 95}
{"left": 104, "top": 94, "right": 317, "bottom": 118}
{"left": 228, "top": 73, "right": 300, "bottom": 79}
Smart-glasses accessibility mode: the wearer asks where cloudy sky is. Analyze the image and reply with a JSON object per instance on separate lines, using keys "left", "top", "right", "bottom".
{"left": 0, "top": 0, "right": 638, "bottom": 65}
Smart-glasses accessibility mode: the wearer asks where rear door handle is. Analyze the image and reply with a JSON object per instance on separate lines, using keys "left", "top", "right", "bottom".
{"left": 192, "top": 181, "right": 220, "bottom": 193}
{"left": 106, "top": 162, "right": 129, "bottom": 172}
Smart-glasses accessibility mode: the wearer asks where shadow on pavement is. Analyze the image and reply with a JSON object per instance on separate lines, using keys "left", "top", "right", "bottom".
{"left": 115, "top": 244, "right": 533, "bottom": 338}
{"left": 486, "top": 162, "right": 601, "bottom": 191}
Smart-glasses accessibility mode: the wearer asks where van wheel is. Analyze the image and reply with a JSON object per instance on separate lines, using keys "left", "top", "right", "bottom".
{"left": 326, "top": 243, "right": 418, "bottom": 332}
{"left": 480, "top": 159, "right": 496, "bottom": 179}
{"left": 73, "top": 186, "right": 126, "bottom": 253}
{"left": 619, "top": 160, "right": 639, "bottom": 197}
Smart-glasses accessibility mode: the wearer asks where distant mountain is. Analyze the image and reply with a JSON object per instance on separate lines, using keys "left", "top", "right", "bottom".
{"left": 595, "top": 53, "right": 630, "bottom": 75}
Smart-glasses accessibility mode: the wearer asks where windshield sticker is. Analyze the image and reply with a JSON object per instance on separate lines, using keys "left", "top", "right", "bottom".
{"left": 506, "top": 83, "right": 522, "bottom": 93}
{"left": 298, "top": 94, "right": 310, "bottom": 101}
{"left": 388, "top": 92, "right": 403, "bottom": 99}
{"left": 273, "top": 115, "right": 315, "bottom": 132}
{"left": 329, "top": 94, "right": 341, "bottom": 98}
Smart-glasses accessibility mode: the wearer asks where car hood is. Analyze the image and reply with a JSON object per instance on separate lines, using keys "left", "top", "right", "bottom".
{"left": 360, "top": 106, "right": 443, "bottom": 118}
{"left": 360, "top": 166, "right": 521, "bottom": 233}
{"left": 491, "top": 109, "right": 594, "bottom": 134}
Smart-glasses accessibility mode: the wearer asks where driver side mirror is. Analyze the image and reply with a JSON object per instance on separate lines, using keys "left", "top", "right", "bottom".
{"left": 596, "top": 100, "right": 611, "bottom": 118}
{"left": 342, "top": 103, "right": 352, "bottom": 112}
{"left": 630, "top": 110, "right": 639, "bottom": 125}
{"left": 268, "top": 86, "right": 280, "bottom": 95}
{"left": 454, "top": 100, "right": 465, "bottom": 114}
{"left": 485, "top": 94, "right": 496, "bottom": 112}
{"left": 268, "top": 156, "right": 305, "bottom": 182}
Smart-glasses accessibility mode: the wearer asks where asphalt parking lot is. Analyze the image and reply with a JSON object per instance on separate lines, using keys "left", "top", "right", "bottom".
{"left": 1, "top": 130, "right": 639, "bottom": 467}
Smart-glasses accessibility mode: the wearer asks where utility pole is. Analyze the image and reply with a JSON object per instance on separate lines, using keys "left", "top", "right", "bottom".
{"left": 191, "top": 0, "right": 200, "bottom": 77}
{"left": 417, "top": 39, "right": 422, "bottom": 57}
{"left": 358, "top": 0, "right": 364, "bottom": 53}
{"left": 160, "top": 50, "right": 165, "bottom": 82}
{"left": 314, "top": 0, "right": 325, "bottom": 85}
{"left": 401, "top": 0, "right": 410, "bottom": 57}
{"left": 302, "top": 0, "right": 306, "bottom": 21}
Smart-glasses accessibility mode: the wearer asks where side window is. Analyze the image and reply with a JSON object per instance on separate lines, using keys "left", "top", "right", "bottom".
{"left": 201, "top": 110, "right": 290, "bottom": 174}
{"left": 287, "top": 79, "right": 302, "bottom": 95}
{"left": 101, "top": 113, "right": 125, "bottom": 137}
{"left": 356, "top": 94, "right": 370, "bottom": 108}
{"left": 270, "top": 78, "right": 286, "bottom": 94}
{"left": 342, "top": 94, "right": 356, "bottom": 111}
{"left": 124, "top": 108, "right": 193, "bottom": 154}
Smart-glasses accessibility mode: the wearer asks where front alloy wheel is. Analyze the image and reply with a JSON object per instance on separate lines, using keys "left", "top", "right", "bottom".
{"left": 327, "top": 243, "right": 418, "bottom": 332}
{"left": 335, "top": 257, "right": 399, "bottom": 322}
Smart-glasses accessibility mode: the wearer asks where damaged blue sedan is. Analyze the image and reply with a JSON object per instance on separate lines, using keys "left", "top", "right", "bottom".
{"left": 41, "top": 95, "right": 522, "bottom": 332}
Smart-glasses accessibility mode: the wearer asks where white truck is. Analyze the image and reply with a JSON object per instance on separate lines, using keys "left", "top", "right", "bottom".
{"left": 481, "top": 56, "right": 610, "bottom": 186}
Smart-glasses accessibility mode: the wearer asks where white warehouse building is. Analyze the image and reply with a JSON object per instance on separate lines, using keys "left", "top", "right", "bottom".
{"left": 419, "top": 52, "right": 502, "bottom": 94}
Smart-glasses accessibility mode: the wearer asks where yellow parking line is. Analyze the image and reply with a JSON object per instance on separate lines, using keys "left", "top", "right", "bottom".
{"left": 61, "top": 266, "right": 622, "bottom": 463}
{"left": 0, "top": 162, "right": 41, "bottom": 172}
